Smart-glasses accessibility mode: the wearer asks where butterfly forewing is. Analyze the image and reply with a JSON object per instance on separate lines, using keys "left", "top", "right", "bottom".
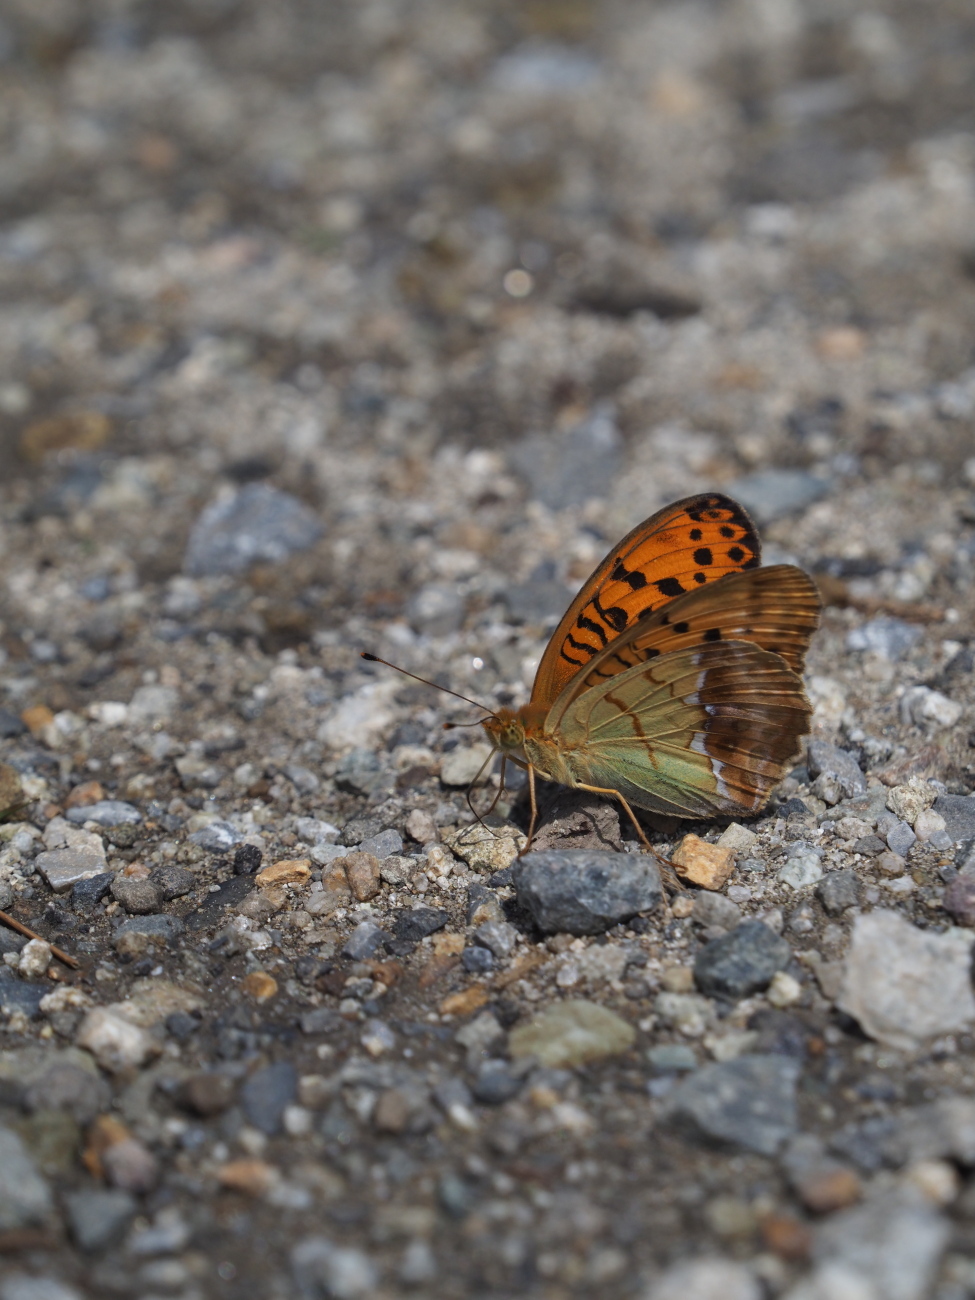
{"left": 562, "top": 565, "right": 821, "bottom": 705}
{"left": 545, "top": 640, "right": 811, "bottom": 820}
{"left": 531, "top": 493, "right": 761, "bottom": 709}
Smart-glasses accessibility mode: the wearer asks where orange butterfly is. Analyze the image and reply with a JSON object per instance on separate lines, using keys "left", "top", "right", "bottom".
{"left": 366, "top": 492, "right": 821, "bottom": 855}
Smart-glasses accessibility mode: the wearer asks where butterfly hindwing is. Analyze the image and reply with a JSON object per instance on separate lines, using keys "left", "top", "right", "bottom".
{"left": 563, "top": 565, "right": 822, "bottom": 705}
{"left": 541, "top": 640, "right": 812, "bottom": 819}
{"left": 531, "top": 493, "right": 760, "bottom": 709}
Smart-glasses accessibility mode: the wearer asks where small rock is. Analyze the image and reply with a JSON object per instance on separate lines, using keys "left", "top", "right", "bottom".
{"left": 23, "top": 1061, "right": 107, "bottom": 1125}
{"left": 513, "top": 850, "right": 661, "bottom": 935}
{"left": 372, "top": 1088, "right": 412, "bottom": 1134}
{"left": 256, "top": 858, "right": 312, "bottom": 888}
{"left": 64, "top": 781, "right": 105, "bottom": 810}
{"left": 838, "top": 909, "right": 975, "bottom": 1050}
{"left": 473, "top": 920, "right": 517, "bottom": 958}
{"left": 887, "top": 779, "right": 937, "bottom": 827}
{"left": 672, "top": 835, "right": 735, "bottom": 890}
{"left": 76, "top": 1007, "right": 160, "bottom": 1073}
{"left": 443, "top": 823, "right": 526, "bottom": 874}
{"left": 510, "top": 402, "right": 622, "bottom": 510}
{"left": 717, "top": 823, "right": 759, "bottom": 856}
{"left": 462, "top": 946, "right": 495, "bottom": 974}
{"left": 110, "top": 875, "right": 162, "bottom": 914}
{"left": 877, "top": 848, "right": 908, "bottom": 877}
{"left": 334, "top": 749, "right": 392, "bottom": 798}
{"left": 933, "top": 795, "right": 975, "bottom": 843}
{"left": 361, "top": 1020, "right": 396, "bottom": 1057}
{"left": 392, "top": 908, "right": 447, "bottom": 944}
{"left": 806, "top": 740, "right": 866, "bottom": 802}
{"left": 655, "top": 992, "right": 713, "bottom": 1038}
{"left": 900, "top": 686, "right": 962, "bottom": 729}
{"left": 406, "top": 809, "right": 437, "bottom": 844}
{"left": 217, "top": 1159, "right": 278, "bottom": 1197}
{"left": 816, "top": 870, "right": 860, "bottom": 916}
{"left": 184, "top": 482, "right": 323, "bottom": 577}
{"left": 64, "top": 800, "right": 141, "bottom": 827}
{"left": 647, "top": 1044, "right": 698, "bottom": 1074}
{"left": 811, "top": 1188, "right": 950, "bottom": 1300}
{"left": 242, "top": 971, "right": 278, "bottom": 1002}
{"left": 181, "top": 1073, "right": 237, "bottom": 1117}
{"left": 0, "top": 1126, "right": 52, "bottom": 1230}
{"left": 847, "top": 616, "right": 922, "bottom": 660}
{"left": 115, "top": 912, "right": 182, "bottom": 944}
{"left": 942, "top": 875, "right": 975, "bottom": 926}
{"left": 694, "top": 921, "right": 792, "bottom": 1000}
{"left": 408, "top": 582, "right": 466, "bottom": 636}
{"left": 241, "top": 1061, "right": 297, "bottom": 1135}
{"left": 645, "top": 1257, "right": 761, "bottom": 1300}
{"left": 341, "top": 852, "right": 381, "bottom": 901}
{"left": 913, "top": 808, "right": 951, "bottom": 847}
{"left": 233, "top": 844, "right": 263, "bottom": 874}
{"left": 472, "top": 1062, "right": 522, "bottom": 1105}
{"left": 663, "top": 1055, "right": 800, "bottom": 1155}
{"left": 101, "top": 1134, "right": 158, "bottom": 1193}
{"left": 777, "top": 843, "right": 824, "bottom": 889}
{"left": 440, "top": 744, "right": 495, "bottom": 787}
{"left": 151, "top": 864, "right": 195, "bottom": 900}
{"left": 64, "top": 1188, "right": 136, "bottom": 1252}
{"left": 692, "top": 893, "right": 742, "bottom": 933}
{"left": 358, "top": 828, "right": 403, "bottom": 859}
{"left": 466, "top": 883, "right": 504, "bottom": 926}
{"left": 17, "top": 939, "right": 52, "bottom": 979}
{"left": 294, "top": 818, "right": 339, "bottom": 846}
{"left": 34, "top": 820, "right": 108, "bottom": 892}
{"left": 767, "top": 971, "right": 802, "bottom": 1008}
{"left": 188, "top": 821, "right": 241, "bottom": 852}
{"left": 508, "top": 999, "right": 635, "bottom": 1067}
{"left": 71, "top": 872, "right": 114, "bottom": 909}
{"left": 886, "top": 820, "right": 917, "bottom": 857}
{"left": 342, "top": 921, "right": 389, "bottom": 960}
{"left": 291, "top": 1237, "right": 379, "bottom": 1300}
{"left": 379, "top": 855, "right": 413, "bottom": 886}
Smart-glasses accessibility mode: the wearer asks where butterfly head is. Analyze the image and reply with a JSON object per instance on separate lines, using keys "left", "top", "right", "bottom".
{"left": 481, "top": 703, "right": 546, "bottom": 755}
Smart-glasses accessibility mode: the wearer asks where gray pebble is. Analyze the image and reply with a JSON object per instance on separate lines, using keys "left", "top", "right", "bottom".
{"left": 111, "top": 875, "right": 162, "bottom": 914}
{"left": 728, "top": 468, "right": 828, "bottom": 524}
{"left": 663, "top": 1054, "right": 800, "bottom": 1154}
{"left": 23, "top": 1061, "right": 108, "bottom": 1125}
{"left": 647, "top": 1044, "right": 697, "bottom": 1074}
{"left": 694, "top": 920, "right": 792, "bottom": 999}
{"left": 806, "top": 740, "right": 866, "bottom": 800}
{"left": 334, "top": 750, "right": 392, "bottom": 799}
{"left": 461, "top": 947, "right": 495, "bottom": 974}
{"left": 71, "top": 872, "right": 114, "bottom": 910}
{"left": 816, "top": 870, "right": 861, "bottom": 916}
{"left": 358, "top": 828, "right": 403, "bottom": 859}
{"left": 342, "top": 920, "right": 389, "bottom": 960}
{"left": 0, "top": 969, "right": 47, "bottom": 1020}
{"left": 513, "top": 850, "right": 662, "bottom": 935}
{"left": 0, "top": 929, "right": 26, "bottom": 955}
{"left": 407, "top": 582, "right": 465, "bottom": 637}
{"left": 115, "top": 913, "right": 183, "bottom": 942}
{"left": 886, "top": 820, "right": 917, "bottom": 857}
{"left": 471, "top": 1062, "right": 523, "bottom": 1105}
{"left": 241, "top": 1061, "right": 298, "bottom": 1135}
{"left": 151, "top": 864, "right": 195, "bottom": 900}
{"left": 813, "top": 1188, "right": 949, "bottom": 1300}
{"left": 188, "top": 821, "right": 241, "bottom": 852}
{"left": 0, "top": 1126, "right": 52, "bottom": 1230}
{"left": 64, "top": 800, "right": 141, "bottom": 826}
{"left": 63, "top": 1188, "right": 136, "bottom": 1252}
{"left": 508, "top": 402, "right": 622, "bottom": 511}
{"left": 473, "top": 920, "right": 517, "bottom": 958}
{"left": 291, "top": 1237, "right": 379, "bottom": 1300}
{"left": 691, "top": 892, "right": 741, "bottom": 932}
{"left": 184, "top": 482, "right": 323, "bottom": 577}
{"left": 933, "top": 795, "right": 975, "bottom": 843}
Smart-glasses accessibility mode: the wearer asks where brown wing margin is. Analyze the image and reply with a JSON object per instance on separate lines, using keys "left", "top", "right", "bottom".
{"left": 531, "top": 493, "right": 761, "bottom": 709}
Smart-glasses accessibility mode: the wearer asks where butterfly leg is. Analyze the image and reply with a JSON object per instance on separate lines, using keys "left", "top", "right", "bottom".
{"left": 520, "top": 762, "right": 539, "bottom": 855}
{"left": 464, "top": 748, "right": 505, "bottom": 838}
{"left": 573, "top": 782, "right": 685, "bottom": 893}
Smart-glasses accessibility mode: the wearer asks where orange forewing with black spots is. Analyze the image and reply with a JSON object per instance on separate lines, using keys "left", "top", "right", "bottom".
{"left": 531, "top": 493, "right": 761, "bottom": 708}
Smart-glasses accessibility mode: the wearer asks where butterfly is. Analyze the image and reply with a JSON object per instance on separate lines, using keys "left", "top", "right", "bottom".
{"left": 365, "top": 492, "right": 821, "bottom": 862}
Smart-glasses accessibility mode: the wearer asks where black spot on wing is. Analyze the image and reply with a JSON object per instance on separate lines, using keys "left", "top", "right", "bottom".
{"left": 611, "top": 560, "right": 647, "bottom": 591}
{"left": 727, "top": 546, "right": 745, "bottom": 563}
{"left": 693, "top": 572, "right": 706, "bottom": 584}
{"left": 703, "top": 627, "right": 721, "bottom": 642}
{"left": 643, "top": 647, "right": 661, "bottom": 659}
{"left": 689, "top": 528, "right": 702, "bottom": 541}
{"left": 693, "top": 547, "right": 713, "bottom": 567}
{"left": 719, "top": 525, "right": 734, "bottom": 538}
{"left": 655, "top": 577, "right": 686, "bottom": 597}
{"left": 576, "top": 615, "right": 608, "bottom": 646}
{"left": 673, "top": 621, "right": 689, "bottom": 634}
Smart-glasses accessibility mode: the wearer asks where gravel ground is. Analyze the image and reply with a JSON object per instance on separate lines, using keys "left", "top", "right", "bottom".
{"left": 1, "top": 1, "right": 975, "bottom": 1298}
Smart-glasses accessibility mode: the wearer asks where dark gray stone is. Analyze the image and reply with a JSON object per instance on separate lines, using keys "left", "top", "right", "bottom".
{"left": 71, "top": 872, "right": 114, "bottom": 909}
{"left": 806, "top": 740, "right": 866, "bottom": 800}
{"left": 0, "top": 969, "right": 47, "bottom": 1019}
{"left": 886, "top": 820, "right": 917, "bottom": 858}
{"left": 64, "top": 1188, "right": 136, "bottom": 1251}
{"left": 933, "top": 796, "right": 975, "bottom": 843}
{"left": 299, "top": 1007, "right": 343, "bottom": 1035}
{"left": 694, "top": 920, "right": 791, "bottom": 999}
{"left": 114, "top": 913, "right": 183, "bottom": 941}
{"left": 512, "top": 850, "right": 662, "bottom": 935}
{"left": 461, "top": 946, "right": 495, "bottom": 974}
{"left": 241, "top": 1061, "right": 298, "bottom": 1135}
{"left": 662, "top": 1054, "right": 801, "bottom": 1155}
{"left": 342, "top": 921, "right": 390, "bottom": 960}
{"left": 473, "top": 920, "right": 517, "bottom": 958}
{"left": 943, "top": 875, "right": 975, "bottom": 926}
{"left": 852, "top": 835, "right": 886, "bottom": 855}
{"left": 392, "top": 908, "right": 447, "bottom": 943}
{"left": 184, "top": 482, "right": 324, "bottom": 577}
{"left": 471, "top": 1062, "right": 523, "bottom": 1105}
{"left": 233, "top": 844, "right": 263, "bottom": 874}
{"left": 111, "top": 875, "right": 162, "bottom": 914}
{"left": 509, "top": 402, "right": 622, "bottom": 511}
{"left": 358, "top": 828, "right": 403, "bottom": 859}
{"left": 817, "top": 870, "right": 861, "bottom": 916}
{"left": 65, "top": 800, "right": 141, "bottom": 826}
{"left": 334, "top": 750, "right": 392, "bottom": 799}
{"left": 151, "top": 864, "right": 195, "bottom": 901}
{"left": 185, "top": 876, "right": 253, "bottom": 931}
{"left": 0, "top": 928, "right": 26, "bottom": 955}
{"left": 727, "top": 469, "right": 828, "bottom": 524}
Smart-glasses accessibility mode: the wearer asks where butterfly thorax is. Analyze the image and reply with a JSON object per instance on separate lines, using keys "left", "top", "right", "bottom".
{"left": 482, "top": 704, "right": 582, "bottom": 787}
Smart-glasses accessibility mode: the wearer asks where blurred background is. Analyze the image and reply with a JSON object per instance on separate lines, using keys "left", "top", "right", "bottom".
{"left": 0, "top": 0, "right": 974, "bottom": 705}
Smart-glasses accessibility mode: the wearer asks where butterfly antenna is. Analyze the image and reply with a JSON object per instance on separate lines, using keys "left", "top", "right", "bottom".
{"left": 360, "top": 652, "right": 494, "bottom": 715}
